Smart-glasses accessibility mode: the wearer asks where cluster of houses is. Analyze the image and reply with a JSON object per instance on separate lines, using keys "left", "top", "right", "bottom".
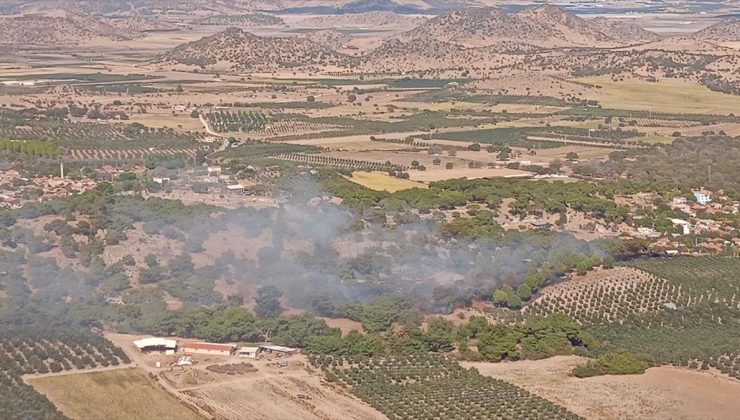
{"left": 640, "top": 189, "right": 739, "bottom": 255}
{"left": 132, "top": 337, "right": 297, "bottom": 360}
{"left": 0, "top": 169, "right": 100, "bottom": 209}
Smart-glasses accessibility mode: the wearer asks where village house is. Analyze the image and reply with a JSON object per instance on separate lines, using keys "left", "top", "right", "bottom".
{"left": 693, "top": 190, "right": 712, "bottom": 206}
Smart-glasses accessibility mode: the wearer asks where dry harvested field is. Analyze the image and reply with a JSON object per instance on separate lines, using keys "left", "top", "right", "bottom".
{"left": 409, "top": 167, "right": 532, "bottom": 182}
{"left": 319, "top": 150, "right": 534, "bottom": 181}
{"left": 348, "top": 171, "right": 427, "bottom": 192}
{"left": 464, "top": 356, "right": 740, "bottom": 420}
{"left": 29, "top": 368, "right": 204, "bottom": 420}
{"left": 579, "top": 77, "right": 740, "bottom": 115}
{"left": 183, "top": 373, "right": 386, "bottom": 420}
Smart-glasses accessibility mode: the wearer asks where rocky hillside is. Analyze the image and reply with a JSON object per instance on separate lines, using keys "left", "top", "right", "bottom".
{"left": 400, "top": 5, "right": 660, "bottom": 48}
{"left": 156, "top": 28, "right": 356, "bottom": 71}
{"left": 194, "top": 13, "right": 285, "bottom": 27}
{"left": 101, "top": 15, "right": 179, "bottom": 33}
{"left": 0, "top": 10, "right": 130, "bottom": 45}
{"left": 587, "top": 17, "right": 662, "bottom": 44}
{"left": 298, "top": 11, "right": 428, "bottom": 29}
{"left": 691, "top": 18, "right": 740, "bottom": 42}
{"left": 300, "top": 29, "right": 352, "bottom": 52}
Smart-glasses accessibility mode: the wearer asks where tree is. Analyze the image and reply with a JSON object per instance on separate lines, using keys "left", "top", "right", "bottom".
{"left": 190, "top": 110, "right": 199, "bottom": 118}
{"left": 445, "top": 162, "right": 454, "bottom": 170}
{"left": 347, "top": 94, "right": 357, "bottom": 103}
{"left": 467, "top": 143, "right": 481, "bottom": 151}
{"left": 566, "top": 152, "right": 579, "bottom": 160}
{"left": 425, "top": 318, "right": 455, "bottom": 352}
{"left": 306, "top": 95, "right": 315, "bottom": 103}
{"left": 506, "top": 294, "right": 523, "bottom": 309}
{"left": 145, "top": 253, "right": 159, "bottom": 268}
{"left": 549, "top": 159, "right": 563, "bottom": 172}
{"left": 433, "top": 158, "right": 441, "bottom": 165}
{"left": 255, "top": 285, "right": 284, "bottom": 319}
{"left": 602, "top": 256, "right": 616, "bottom": 269}
{"left": 492, "top": 289, "right": 508, "bottom": 304}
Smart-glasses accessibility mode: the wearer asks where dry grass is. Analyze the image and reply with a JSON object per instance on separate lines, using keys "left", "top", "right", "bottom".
{"left": 579, "top": 77, "right": 740, "bottom": 115}
{"left": 29, "top": 368, "right": 203, "bottom": 420}
{"left": 466, "top": 356, "right": 740, "bottom": 420}
{"left": 348, "top": 171, "right": 427, "bottom": 192}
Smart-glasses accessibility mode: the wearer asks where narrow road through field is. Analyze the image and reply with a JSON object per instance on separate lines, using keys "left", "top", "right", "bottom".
{"left": 22, "top": 363, "right": 132, "bottom": 381}
{"left": 526, "top": 135, "right": 647, "bottom": 149}
{"left": 199, "top": 112, "right": 222, "bottom": 138}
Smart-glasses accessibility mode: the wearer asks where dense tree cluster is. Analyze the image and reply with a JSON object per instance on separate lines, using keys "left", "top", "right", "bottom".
{"left": 575, "top": 136, "right": 740, "bottom": 190}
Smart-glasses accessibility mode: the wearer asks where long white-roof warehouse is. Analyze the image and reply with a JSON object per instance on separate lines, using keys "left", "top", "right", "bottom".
{"left": 133, "top": 337, "right": 177, "bottom": 351}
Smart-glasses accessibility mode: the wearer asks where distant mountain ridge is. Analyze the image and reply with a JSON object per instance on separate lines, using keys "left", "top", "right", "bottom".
{"left": 298, "top": 11, "right": 428, "bottom": 28}
{"left": 400, "top": 5, "right": 661, "bottom": 48}
{"left": 0, "top": 8, "right": 131, "bottom": 45}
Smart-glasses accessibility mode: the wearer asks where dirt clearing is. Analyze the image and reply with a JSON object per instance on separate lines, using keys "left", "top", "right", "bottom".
{"left": 464, "top": 356, "right": 740, "bottom": 420}
{"left": 184, "top": 373, "right": 387, "bottom": 420}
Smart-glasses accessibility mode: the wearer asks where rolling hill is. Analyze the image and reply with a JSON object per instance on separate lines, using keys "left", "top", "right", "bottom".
{"left": 400, "top": 5, "right": 661, "bottom": 48}
{"left": 155, "top": 27, "right": 356, "bottom": 71}
{"left": 0, "top": 9, "right": 130, "bottom": 45}
{"left": 298, "top": 11, "right": 428, "bottom": 29}
{"left": 691, "top": 18, "right": 740, "bottom": 42}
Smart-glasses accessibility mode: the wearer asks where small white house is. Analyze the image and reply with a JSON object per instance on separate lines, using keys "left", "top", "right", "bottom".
{"left": 670, "top": 218, "right": 691, "bottom": 235}
{"left": 693, "top": 191, "right": 711, "bottom": 206}
{"left": 238, "top": 346, "right": 260, "bottom": 359}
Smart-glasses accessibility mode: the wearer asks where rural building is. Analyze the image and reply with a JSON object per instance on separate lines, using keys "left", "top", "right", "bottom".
{"left": 238, "top": 346, "right": 261, "bottom": 359}
{"left": 179, "top": 341, "right": 236, "bottom": 356}
{"left": 133, "top": 337, "right": 177, "bottom": 354}
{"left": 530, "top": 219, "right": 549, "bottom": 228}
{"left": 225, "top": 184, "right": 245, "bottom": 195}
{"left": 670, "top": 218, "right": 691, "bottom": 235}
{"left": 153, "top": 177, "right": 171, "bottom": 184}
{"left": 260, "top": 345, "right": 298, "bottom": 357}
{"left": 693, "top": 191, "right": 712, "bottom": 205}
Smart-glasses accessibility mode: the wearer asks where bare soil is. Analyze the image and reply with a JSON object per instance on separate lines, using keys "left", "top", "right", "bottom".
{"left": 465, "top": 356, "right": 740, "bottom": 420}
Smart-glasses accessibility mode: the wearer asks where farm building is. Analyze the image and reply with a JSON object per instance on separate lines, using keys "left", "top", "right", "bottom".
{"left": 225, "top": 184, "right": 245, "bottom": 195}
{"left": 260, "top": 345, "right": 298, "bottom": 357}
{"left": 238, "top": 346, "right": 261, "bottom": 359}
{"left": 179, "top": 341, "right": 236, "bottom": 356}
{"left": 530, "top": 219, "right": 549, "bottom": 228}
{"left": 133, "top": 337, "right": 177, "bottom": 354}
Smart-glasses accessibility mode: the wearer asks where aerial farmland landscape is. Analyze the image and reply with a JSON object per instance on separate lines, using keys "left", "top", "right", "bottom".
{"left": 0, "top": 0, "right": 739, "bottom": 419}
